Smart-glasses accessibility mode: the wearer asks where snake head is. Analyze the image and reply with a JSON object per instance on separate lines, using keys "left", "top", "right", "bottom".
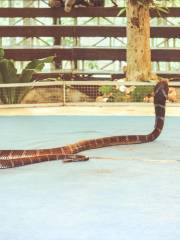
{"left": 154, "top": 80, "right": 169, "bottom": 104}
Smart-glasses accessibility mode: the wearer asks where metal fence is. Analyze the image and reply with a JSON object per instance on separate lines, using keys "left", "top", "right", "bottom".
{"left": 0, "top": 81, "right": 179, "bottom": 107}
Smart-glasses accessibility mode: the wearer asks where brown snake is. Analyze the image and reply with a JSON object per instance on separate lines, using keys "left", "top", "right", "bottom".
{"left": 0, "top": 80, "right": 168, "bottom": 169}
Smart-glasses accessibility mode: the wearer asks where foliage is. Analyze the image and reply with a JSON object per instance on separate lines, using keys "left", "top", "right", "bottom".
{"left": 99, "top": 85, "right": 113, "bottom": 95}
{"left": 130, "top": 0, "right": 170, "bottom": 7}
{"left": 133, "top": 0, "right": 170, "bottom": 15}
{"left": 99, "top": 85, "right": 154, "bottom": 102}
{"left": 118, "top": 0, "right": 170, "bottom": 16}
{"left": 107, "top": 88, "right": 130, "bottom": 102}
{"left": 131, "top": 85, "right": 154, "bottom": 102}
{"left": 0, "top": 48, "right": 54, "bottom": 104}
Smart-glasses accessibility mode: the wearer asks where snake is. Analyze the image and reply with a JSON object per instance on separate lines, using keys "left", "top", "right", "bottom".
{"left": 0, "top": 80, "right": 168, "bottom": 169}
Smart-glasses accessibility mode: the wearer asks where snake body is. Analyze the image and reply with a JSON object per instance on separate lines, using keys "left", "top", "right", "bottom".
{"left": 0, "top": 80, "right": 168, "bottom": 169}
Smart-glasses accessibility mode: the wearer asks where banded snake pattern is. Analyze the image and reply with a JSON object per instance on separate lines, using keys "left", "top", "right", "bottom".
{"left": 0, "top": 80, "right": 168, "bottom": 169}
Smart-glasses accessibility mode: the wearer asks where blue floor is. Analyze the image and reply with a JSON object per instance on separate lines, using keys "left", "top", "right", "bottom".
{"left": 0, "top": 116, "right": 180, "bottom": 240}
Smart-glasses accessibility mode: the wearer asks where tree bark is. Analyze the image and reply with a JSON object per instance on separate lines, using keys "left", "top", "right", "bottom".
{"left": 126, "top": 0, "right": 152, "bottom": 81}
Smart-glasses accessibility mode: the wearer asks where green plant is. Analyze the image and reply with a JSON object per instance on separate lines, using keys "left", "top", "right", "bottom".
{"left": 107, "top": 88, "right": 130, "bottom": 102}
{"left": 98, "top": 85, "right": 129, "bottom": 102}
{"left": 99, "top": 85, "right": 113, "bottom": 96}
{"left": 118, "top": 0, "right": 170, "bottom": 17}
{"left": 0, "top": 48, "right": 54, "bottom": 104}
{"left": 99, "top": 84, "right": 154, "bottom": 102}
{"left": 131, "top": 85, "right": 154, "bottom": 102}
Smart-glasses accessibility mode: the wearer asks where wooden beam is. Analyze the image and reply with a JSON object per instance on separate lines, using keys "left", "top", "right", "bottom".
{"left": 4, "top": 47, "right": 180, "bottom": 62}
{"left": 0, "top": 26, "right": 179, "bottom": 38}
{"left": 32, "top": 71, "right": 180, "bottom": 81}
{"left": 0, "top": 26, "right": 125, "bottom": 37}
{"left": 4, "top": 47, "right": 126, "bottom": 61}
{"left": 150, "top": 26, "right": 180, "bottom": 38}
{"left": 0, "top": 7, "right": 179, "bottom": 18}
{"left": 151, "top": 48, "right": 180, "bottom": 62}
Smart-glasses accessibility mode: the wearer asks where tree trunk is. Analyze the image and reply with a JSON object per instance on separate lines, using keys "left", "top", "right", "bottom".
{"left": 126, "top": 0, "right": 152, "bottom": 81}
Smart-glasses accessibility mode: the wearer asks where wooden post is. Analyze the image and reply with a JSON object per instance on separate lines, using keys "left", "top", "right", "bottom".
{"left": 126, "top": 0, "right": 152, "bottom": 81}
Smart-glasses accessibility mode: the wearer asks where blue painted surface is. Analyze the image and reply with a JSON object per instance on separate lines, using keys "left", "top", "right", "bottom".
{"left": 0, "top": 116, "right": 180, "bottom": 240}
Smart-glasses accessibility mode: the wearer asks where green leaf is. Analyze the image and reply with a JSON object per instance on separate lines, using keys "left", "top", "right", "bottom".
{"left": 99, "top": 85, "right": 113, "bottom": 95}
{"left": 0, "top": 48, "right": 4, "bottom": 58}
{"left": 24, "top": 56, "right": 54, "bottom": 71}
{"left": 0, "top": 71, "right": 4, "bottom": 84}
{"left": 0, "top": 59, "right": 18, "bottom": 83}
{"left": 19, "top": 69, "right": 36, "bottom": 83}
{"left": 19, "top": 56, "right": 54, "bottom": 83}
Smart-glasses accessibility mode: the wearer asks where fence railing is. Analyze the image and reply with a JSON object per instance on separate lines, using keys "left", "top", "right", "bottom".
{"left": 3, "top": 47, "right": 180, "bottom": 62}
{"left": 0, "top": 6, "right": 179, "bottom": 81}
{"left": 1, "top": 25, "right": 179, "bottom": 38}
{"left": 0, "top": 81, "right": 179, "bottom": 106}
{"left": 0, "top": 7, "right": 179, "bottom": 18}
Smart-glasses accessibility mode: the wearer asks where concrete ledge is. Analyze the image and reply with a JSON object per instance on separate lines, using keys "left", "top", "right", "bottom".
{"left": 0, "top": 103, "right": 179, "bottom": 116}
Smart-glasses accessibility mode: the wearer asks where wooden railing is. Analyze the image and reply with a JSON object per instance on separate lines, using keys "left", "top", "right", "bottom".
{"left": 3, "top": 47, "right": 180, "bottom": 62}
{"left": 0, "top": 7, "right": 179, "bottom": 81}
{"left": 0, "top": 25, "right": 179, "bottom": 38}
{"left": 0, "top": 7, "right": 179, "bottom": 18}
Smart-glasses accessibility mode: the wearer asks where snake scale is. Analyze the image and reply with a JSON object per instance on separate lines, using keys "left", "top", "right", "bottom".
{"left": 0, "top": 80, "right": 168, "bottom": 169}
